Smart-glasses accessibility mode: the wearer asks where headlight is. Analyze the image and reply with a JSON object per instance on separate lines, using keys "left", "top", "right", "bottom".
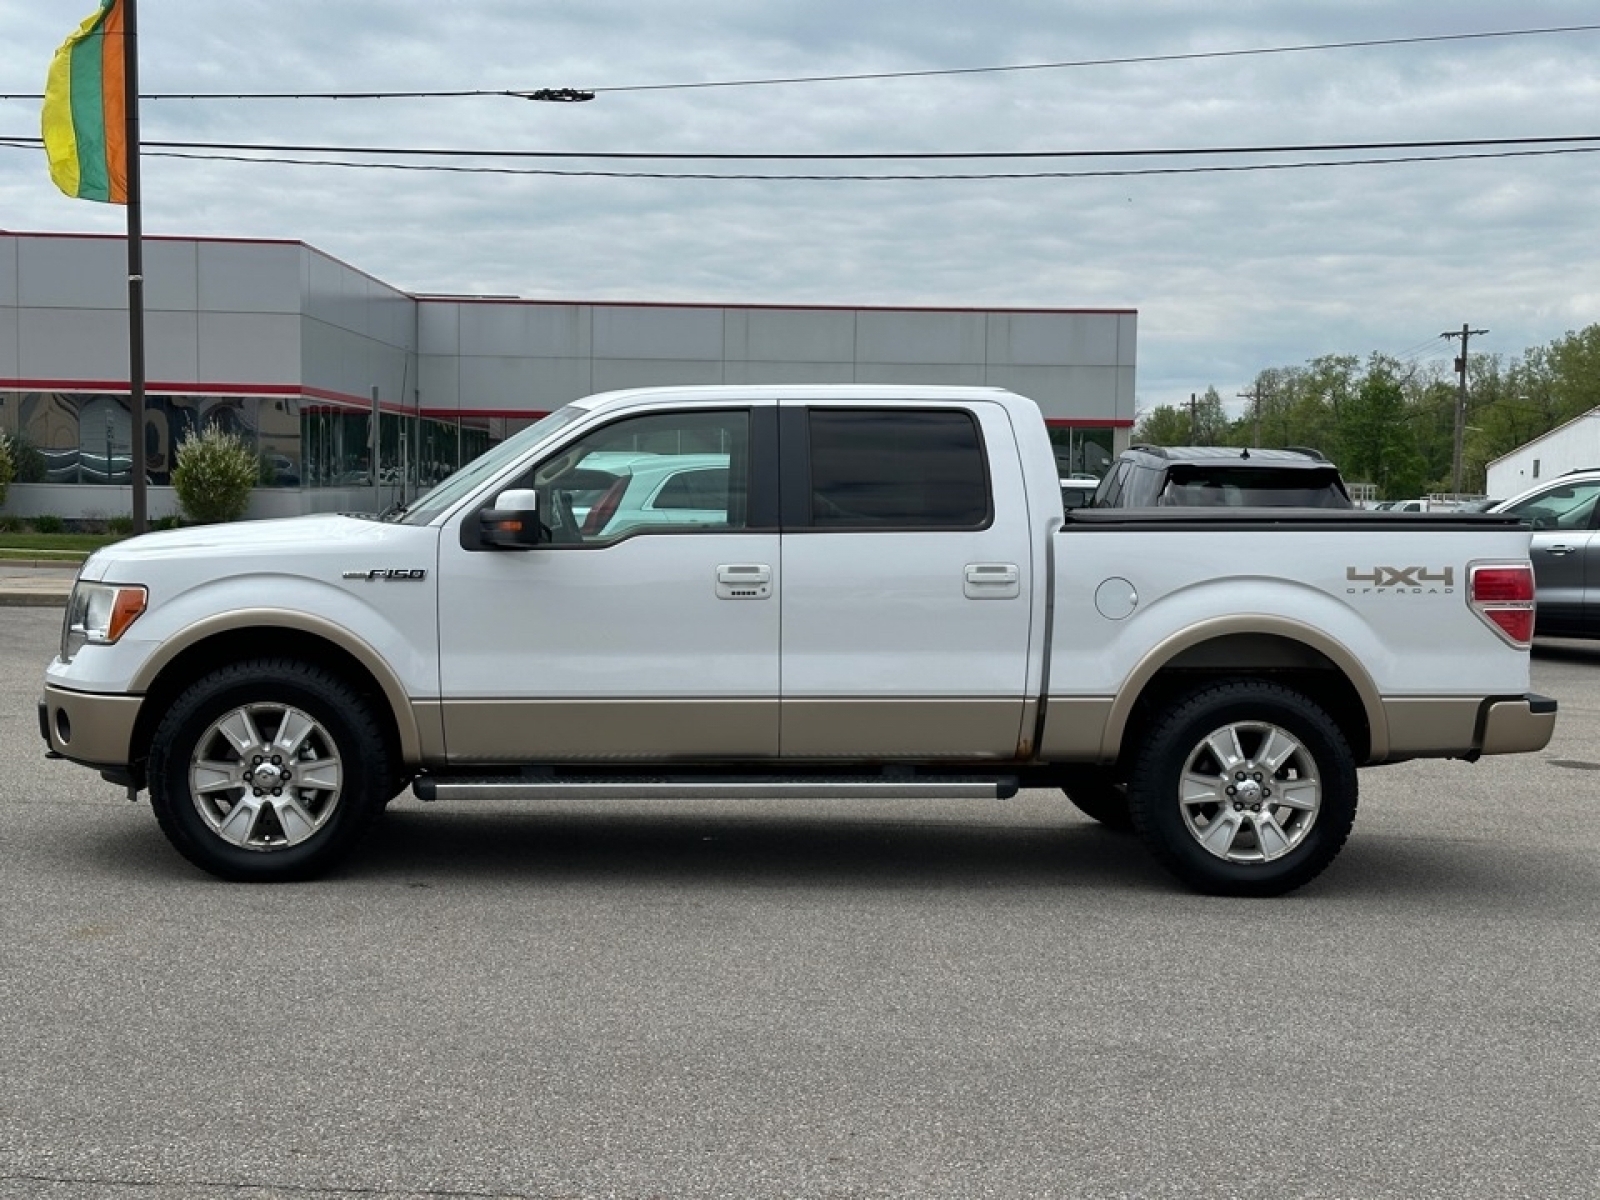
{"left": 62, "top": 583, "right": 148, "bottom": 662}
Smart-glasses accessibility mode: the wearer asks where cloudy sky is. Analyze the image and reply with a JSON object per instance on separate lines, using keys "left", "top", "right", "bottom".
{"left": 3, "top": 1, "right": 1598, "bottom": 418}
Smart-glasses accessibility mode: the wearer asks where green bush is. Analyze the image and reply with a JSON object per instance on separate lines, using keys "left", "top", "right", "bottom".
{"left": 33, "top": 514, "right": 65, "bottom": 534}
{"left": 171, "top": 426, "right": 257, "bottom": 524}
{"left": 0, "top": 433, "right": 14, "bottom": 509}
{"left": 107, "top": 515, "right": 134, "bottom": 536}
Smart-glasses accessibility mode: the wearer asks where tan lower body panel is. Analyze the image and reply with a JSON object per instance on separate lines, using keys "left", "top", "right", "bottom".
{"left": 42, "top": 684, "right": 141, "bottom": 769}
{"left": 435, "top": 697, "right": 1028, "bottom": 763}
{"left": 1036, "top": 696, "right": 1117, "bottom": 762}
{"left": 1381, "top": 697, "right": 1486, "bottom": 759}
{"left": 780, "top": 698, "right": 1025, "bottom": 759}
{"left": 439, "top": 699, "right": 780, "bottom": 762}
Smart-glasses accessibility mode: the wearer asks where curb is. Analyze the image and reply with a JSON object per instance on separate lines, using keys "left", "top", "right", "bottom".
{"left": 0, "top": 592, "right": 70, "bottom": 607}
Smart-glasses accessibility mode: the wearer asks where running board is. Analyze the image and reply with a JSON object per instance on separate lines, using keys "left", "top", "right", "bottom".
{"left": 411, "top": 775, "right": 1020, "bottom": 803}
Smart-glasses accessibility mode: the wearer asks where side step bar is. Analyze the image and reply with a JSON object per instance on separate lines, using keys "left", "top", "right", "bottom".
{"left": 412, "top": 775, "right": 1020, "bottom": 803}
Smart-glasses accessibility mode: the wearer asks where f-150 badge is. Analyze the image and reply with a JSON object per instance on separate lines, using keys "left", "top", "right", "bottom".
{"left": 342, "top": 568, "right": 428, "bottom": 581}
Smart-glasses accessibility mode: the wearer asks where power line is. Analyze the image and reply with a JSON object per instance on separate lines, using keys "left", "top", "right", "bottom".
{"left": 0, "top": 23, "right": 1596, "bottom": 102}
{"left": 2, "top": 133, "right": 1596, "bottom": 161}
{"left": 3, "top": 138, "right": 1593, "bottom": 181}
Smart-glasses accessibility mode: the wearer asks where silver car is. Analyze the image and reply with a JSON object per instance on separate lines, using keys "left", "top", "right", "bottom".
{"left": 1491, "top": 469, "right": 1600, "bottom": 638}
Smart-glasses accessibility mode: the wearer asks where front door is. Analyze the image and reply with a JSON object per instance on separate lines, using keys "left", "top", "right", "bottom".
{"left": 436, "top": 404, "right": 781, "bottom": 762}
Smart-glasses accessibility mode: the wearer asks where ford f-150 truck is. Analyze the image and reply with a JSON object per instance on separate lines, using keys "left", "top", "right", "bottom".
{"left": 40, "top": 385, "right": 1557, "bottom": 895}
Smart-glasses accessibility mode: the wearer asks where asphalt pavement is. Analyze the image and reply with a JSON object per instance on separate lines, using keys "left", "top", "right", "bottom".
{"left": 5, "top": 605, "right": 1600, "bottom": 1198}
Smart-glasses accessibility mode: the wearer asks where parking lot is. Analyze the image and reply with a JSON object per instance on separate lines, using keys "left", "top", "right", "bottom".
{"left": 4, "top": 604, "right": 1599, "bottom": 1199}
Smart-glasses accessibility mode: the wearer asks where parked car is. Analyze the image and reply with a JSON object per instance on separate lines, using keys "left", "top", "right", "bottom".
{"left": 552, "top": 453, "right": 732, "bottom": 539}
{"left": 1490, "top": 468, "right": 1600, "bottom": 638}
{"left": 1093, "top": 445, "right": 1353, "bottom": 509}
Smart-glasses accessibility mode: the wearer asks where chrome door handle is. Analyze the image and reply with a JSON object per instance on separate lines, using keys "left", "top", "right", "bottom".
{"left": 964, "top": 562, "right": 1020, "bottom": 599}
{"left": 716, "top": 563, "right": 772, "bottom": 599}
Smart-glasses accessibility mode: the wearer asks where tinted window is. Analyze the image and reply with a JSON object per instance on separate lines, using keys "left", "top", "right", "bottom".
{"left": 807, "top": 409, "right": 990, "bottom": 529}
{"left": 1505, "top": 480, "right": 1600, "bottom": 531}
{"left": 1159, "top": 466, "right": 1352, "bottom": 508}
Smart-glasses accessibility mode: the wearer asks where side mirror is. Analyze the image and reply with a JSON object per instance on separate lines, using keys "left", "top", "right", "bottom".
{"left": 480, "top": 488, "right": 544, "bottom": 549}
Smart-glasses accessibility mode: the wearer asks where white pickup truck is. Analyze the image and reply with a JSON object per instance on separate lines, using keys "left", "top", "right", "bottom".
{"left": 40, "top": 385, "right": 1556, "bottom": 895}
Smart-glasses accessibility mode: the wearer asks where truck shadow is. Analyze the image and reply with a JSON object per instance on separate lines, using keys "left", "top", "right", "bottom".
{"left": 355, "top": 804, "right": 1164, "bottom": 893}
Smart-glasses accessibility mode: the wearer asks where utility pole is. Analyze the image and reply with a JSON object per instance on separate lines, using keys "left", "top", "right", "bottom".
{"left": 1189, "top": 393, "right": 1198, "bottom": 442}
{"left": 1442, "top": 323, "right": 1488, "bottom": 495}
{"left": 1238, "top": 385, "right": 1264, "bottom": 445}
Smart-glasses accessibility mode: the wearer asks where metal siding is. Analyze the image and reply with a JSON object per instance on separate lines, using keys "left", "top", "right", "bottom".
{"left": 854, "top": 362, "right": 987, "bottom": 387}
{"left": 0, "top": 236, "right": 15, "bottom": 306}
{"left": 196, "top": 241, "right": 301, "bottom": 314}
{"left": 856, "top": 310, "right": 986, "bottom": 365}
{"left": 0, "top": 305, "right": 16, "bottom": 380}
{"left": 460, "top": 303, "right": 591, "bottom": 358}
{"left": 457, "top": 354, "right": 593, "bottom": 411}
{"left": 985, "top": 365, "right": 1128, "bottom": 423}
{"left": 724, "top": 360, "right": 855, "bottom": 385}
{"left": 733, "top": 308, "right": 858, "bottom": 362}
{"left": 199, "top": 312, "right": 301, "bottom": 386}
{"left": 986, "top": 311, "right": 1122, "bottom": 366}
{"left": 18, "top": 306, "right": 129, "bottom": 378}
{"left": 143, "top": 239, "right": 199, "bottom": 311}
{"left": 17, "top": 236, "right": 125, "bottom": 309}
{"left": 418, "top": 354, "right": 460, "bottom": 413}
{"left": 418, "top": 301, "right": 461, "bottom": 355}
{"left": 592, "top": 358, "right": 725, "bottom": 393}
{"left": 142, "top": 310, "right": 201, "bottom": 383}
{"left": 594, "top": 306, "right": 725, "bottom": 360}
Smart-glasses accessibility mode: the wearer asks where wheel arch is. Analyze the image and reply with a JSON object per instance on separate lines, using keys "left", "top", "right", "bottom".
{"left": 128, "top": 612, "right": 422, "bottom": 780}
{"left": 1103, "top": 617, "right": 1384, "bottom": 766}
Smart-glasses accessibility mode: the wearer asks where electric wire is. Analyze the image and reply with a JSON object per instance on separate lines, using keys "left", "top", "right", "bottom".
{"left": 1, "top": 21, "right": 1595, "bottom": 101}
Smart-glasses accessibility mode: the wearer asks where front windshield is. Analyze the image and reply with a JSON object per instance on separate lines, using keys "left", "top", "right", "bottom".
{"left": 394, "top": 406, "right": 586, "bottom": 526}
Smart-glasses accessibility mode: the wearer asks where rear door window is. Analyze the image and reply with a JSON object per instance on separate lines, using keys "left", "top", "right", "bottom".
{"left": 804, "top": 409, "right": 991, "bottom": 529}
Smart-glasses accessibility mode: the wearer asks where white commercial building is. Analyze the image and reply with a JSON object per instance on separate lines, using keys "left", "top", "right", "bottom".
{"left": 1486, "top": 408, "right": 1600, "bottom": 501}
{"left": 1, "top": 231, "right": 1138, "bottom": 520}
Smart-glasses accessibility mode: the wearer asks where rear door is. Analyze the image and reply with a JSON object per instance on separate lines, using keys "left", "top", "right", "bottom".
{"left": 776, "top": 399, "right": 1036, "bottom": 759}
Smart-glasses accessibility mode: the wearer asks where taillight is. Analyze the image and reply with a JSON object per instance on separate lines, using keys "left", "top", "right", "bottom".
{"left": 1469, "top": 563, "right": 1536, "bottom": 646}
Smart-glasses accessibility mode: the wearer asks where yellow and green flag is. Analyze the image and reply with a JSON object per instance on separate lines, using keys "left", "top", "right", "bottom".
{"left": 41, "top": 0, "right": 128, "bottom": 203}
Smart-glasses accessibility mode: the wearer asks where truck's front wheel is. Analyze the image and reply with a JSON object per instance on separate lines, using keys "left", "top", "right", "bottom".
{"left": 1128, "top": 680, "right": 1357, "bottom": 896}
{"left": 148, "top": 660, "right": 391, "bottom": 881}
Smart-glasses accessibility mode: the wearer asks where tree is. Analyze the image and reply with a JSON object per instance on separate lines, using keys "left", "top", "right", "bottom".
{"left": 1132, "top": 404, "right": 1194, "bottom": 445}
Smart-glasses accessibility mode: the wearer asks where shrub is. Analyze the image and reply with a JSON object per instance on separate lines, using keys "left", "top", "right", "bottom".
{"left": 149, "top": 515, "right": 183, "bottom": 531}
{"left": 0, "top": 433, "right": 14, "bottom": 508}
{"left": 171, "top": 426, "right": 257, "bottom": 524}
{"left": 107, "top": 515, "right": 134, "bottom": 536}
{"left": 33, "top": 514, "right": 65, "bottom": 534}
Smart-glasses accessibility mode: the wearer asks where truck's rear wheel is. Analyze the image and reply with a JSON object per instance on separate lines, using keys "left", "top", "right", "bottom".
{"left": 148, "top": 660, "right": 391, "bottom": 881}
{"left": 1128, "top": 680, "right": 1357, "bottom": 896}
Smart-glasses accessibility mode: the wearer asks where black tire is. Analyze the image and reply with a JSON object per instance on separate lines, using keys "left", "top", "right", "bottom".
{"left": 1127, "top": 679, "right": 1357, "bottom": 897}
{"left": 147, "top": 659, "right": 393, "bottom": 882}
{"left": 1060, "top": 766, "right": 1134, "bottom": 832}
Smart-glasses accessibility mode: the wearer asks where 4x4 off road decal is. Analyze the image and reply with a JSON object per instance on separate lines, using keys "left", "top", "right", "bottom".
{"left": 1346, "top": 566, "right": 1454, "bottom": 594}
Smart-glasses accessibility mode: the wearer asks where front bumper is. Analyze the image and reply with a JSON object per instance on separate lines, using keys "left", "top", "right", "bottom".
{"left": 39, "top": 684, "right": 143, "bottom": 774}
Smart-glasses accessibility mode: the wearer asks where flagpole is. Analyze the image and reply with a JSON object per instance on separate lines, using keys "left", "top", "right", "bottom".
{"left": 122, "top": 0, "right": 147, "bottom": 533}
